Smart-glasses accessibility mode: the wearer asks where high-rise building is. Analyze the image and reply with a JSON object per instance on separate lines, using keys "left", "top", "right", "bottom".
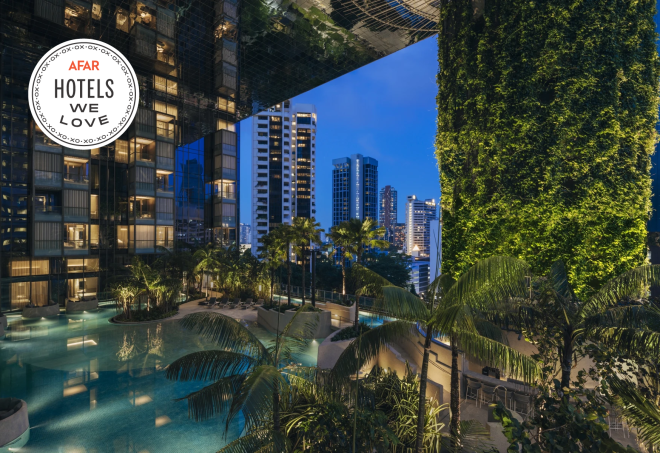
{"left": 251, "top": 102, "right": 317, "bottom": 252}
{"left": 379, "top": 185, "right": 397, "bottom": 240}
{"left": 332, "top": 154, "right": 378, "bottom": 226}
{"left": 405, "top": 196, "right": 437, "bottom": 258}
{"left": 429, "top": 219, "right": 441, "bottom": 282}
{"left": 239, "top": 224, "right": 251, "bottom": 244}
{"left": 392, "top": 223, "right": 407, "bottom": 251}
{"left": 0, "top": 0, "right": 436, "bottom": 315}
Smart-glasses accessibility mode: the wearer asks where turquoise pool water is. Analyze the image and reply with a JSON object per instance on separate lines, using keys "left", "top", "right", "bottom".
{"left": 0, "top": 309, "right": 319, "bottom": 453}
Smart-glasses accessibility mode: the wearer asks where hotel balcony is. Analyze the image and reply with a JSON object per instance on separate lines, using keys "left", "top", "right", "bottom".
{"left": 34, "top": 170, "right": 62, "bottom": 188}
{"left": 34, "top": 128, "right": 61, "bottom": 153}
{"left": 63, "top": 206, "right": 89, "bottom": 223}
{"left": 130, "top": 138, "right": 156, "bottom": 167}
{"left": 35, "top": 205, "right": 62, "bottom": 222}
{"left": 214, "top": 61, "right": 237, "bottom": 96}
{"left": 34, "top": 240, "right": 61, "bottom": 256}
{"left": 156, "top": 172, "right": 174, "bottom": 198}
{"left": 63, "top": 157, "right": 90, "bottom": 189}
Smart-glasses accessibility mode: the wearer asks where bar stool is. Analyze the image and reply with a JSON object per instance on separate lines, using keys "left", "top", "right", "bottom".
{"left": 480, "top": 384, "right": 497, "bottom": 406}
{"left": 466, "top": 379, "right": 482, "bottom": 407}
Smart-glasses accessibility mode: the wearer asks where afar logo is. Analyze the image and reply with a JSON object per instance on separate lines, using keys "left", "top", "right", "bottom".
{"left": 29, "top": 39, "right": 139, "bottom": 150}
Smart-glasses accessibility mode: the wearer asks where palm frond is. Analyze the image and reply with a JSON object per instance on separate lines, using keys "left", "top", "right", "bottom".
{"left": 456, "top": 330, "right": 540, "bottom": 384}
{"left": 330, "top": 320, "right": 415, "bottom": 381}
{"left": 165, "top": 350, "right": 257, "bottom": 381}
{"left": 548, "top": 260, "right": 575, "bottom": 301}
{"left": 440, "top": 419, "right": 492, "bottom": 452}
{"left": 280, "top": 303, "right": 320, "bottom": 339}
{"left": 587, "top": 326, "right": 660, "bottom": 358}
{"left": 377, "top": 285, "right": 430, "bottom": 321}
{"left": 180, "top": 312, "right": 268, "bottom": 359}
{"left": 227, "top": 365, "right": 288, "bottom": 433}
{"left": 352, "top": 263, "right": 393, "bottom": 298}
{"left": 607, "top": 376, "right": 660, "bottom": 448}
{"left": 582, "top": 265, "right": 660, "bottom": 318}
{"left": 428, "top": 273, "right": 455, "bottom": 299}
{"left": 444, "top": 256, "right": 530, "bottom": 311}
{"left": 216, "top": 429, "right": 289, "bottom": 453}
{"left": 176, "top": 374, "right": 245, "bottom": 423}
{"left": 583, "top": 304, "right": 654, "bottom": 330}
{"left": 473, "top": 319, "right": 509, "bottom": 345}
{"left": 430, "top": 304, "right": 476, "bottom": 336}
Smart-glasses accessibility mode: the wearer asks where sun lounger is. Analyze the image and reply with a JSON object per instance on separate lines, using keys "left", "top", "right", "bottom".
{"left": 206, "top": 297, "right": 217, "bottom": 308}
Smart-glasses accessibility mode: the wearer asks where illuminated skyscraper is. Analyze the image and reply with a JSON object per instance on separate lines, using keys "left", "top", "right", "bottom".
{"left": 332, "top": 154, "right": 378, "bottom": 226}
{"left": 251, "top": 101, "right": 317, "bottom": 252}
{"left": 405, "top": 196, "right": 437, "bottom": 258}
{"left": 379, "top": 185, "right": 397, "bottom": 240}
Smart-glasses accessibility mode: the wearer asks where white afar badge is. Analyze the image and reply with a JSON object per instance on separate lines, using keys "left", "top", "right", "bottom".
{"left": 29, "top": 39, "right": 139, "bottom": 150}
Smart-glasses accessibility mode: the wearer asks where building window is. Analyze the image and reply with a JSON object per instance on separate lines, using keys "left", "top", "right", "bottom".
{"left": 154, "top": 76, "right": 177, "bottom": 95}
{"left": 218, "top": 97, "right": 236, "bottom": 114}
{"left": 217, "top": 119, "right": 236, "bottom": 131}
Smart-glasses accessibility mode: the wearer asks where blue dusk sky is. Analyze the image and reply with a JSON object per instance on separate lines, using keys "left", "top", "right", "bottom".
{"left": 239, "top": 37, "right": 441, "bottom": 232}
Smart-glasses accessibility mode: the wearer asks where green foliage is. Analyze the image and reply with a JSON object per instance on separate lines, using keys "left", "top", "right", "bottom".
{"left": 330, "top": 322, "right": 371, "bottom": 342}
{"left": 363, "top": 252, "right": 411, "bottom": 289}
{"left": 436, "top": 0, "right": 660, "bottom": 299}
{"left": 492, "top": 376, "right": 637, "bottom": 453}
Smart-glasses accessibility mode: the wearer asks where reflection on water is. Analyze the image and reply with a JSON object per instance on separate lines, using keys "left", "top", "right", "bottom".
{"left": 0, "top": 309, "right": 319, "bottom": 452}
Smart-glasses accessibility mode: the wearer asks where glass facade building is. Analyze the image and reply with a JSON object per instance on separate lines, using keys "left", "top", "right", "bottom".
{"left": 0, "top": 0, "right": 437, "bottom": 312}
{"left": 331, "top": 153, "right": 378, "bottom": 226}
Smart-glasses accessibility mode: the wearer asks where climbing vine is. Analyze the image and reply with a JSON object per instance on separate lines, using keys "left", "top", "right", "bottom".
{"left": 436, "top": 0, "right": 660, "bottom": 298}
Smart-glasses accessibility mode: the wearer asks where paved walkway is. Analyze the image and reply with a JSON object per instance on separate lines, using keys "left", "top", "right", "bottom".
{"left": 172, "top": 297, "right": 258, "bottom": 324}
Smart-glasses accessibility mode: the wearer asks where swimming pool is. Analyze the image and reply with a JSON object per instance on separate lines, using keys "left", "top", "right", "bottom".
{"left": 0, "top": 309, "right": 319, "bottom": 452}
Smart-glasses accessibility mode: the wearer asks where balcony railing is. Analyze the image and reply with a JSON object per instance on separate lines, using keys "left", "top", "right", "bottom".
{"left": 215, "top": 191, "right": 236, "bottom": 200}
{"left": 63, "top": 207, "right": 89, "bottom": 217}
{"left": 156, "top": 212, "right": 174, "bottom": 221}
{"left": 157, "top": 156, "right": 174, "bottom": 169}
{"left": 156, "top": 239, "right": 174, "bottom": 249}
{"left": 35, "top": 170, "right": 62, "bottom": 186}
{"left": 63, "top": 240, "right": 88, "bottom": 250}
{"left": 63, "top": 173, "right": 89, "bottom": 184}
{"left": 131, "top": 182, "right": 155, "bottom": 192}
{"left": 34, "top": 240, "right": 60, "bottom": 251}
{"left": 132, "top": 151, "right": 156, "bottom": 164}
{"left": 134, "top": 211, "right": 155, "bottom": 220}
{"left": 157, "top": 126, "right": 174, "bottom": 139}
{"left": 34, "top": 133, "right": 61, "bottom": 153}
{"left": 132, "top": 240, "right": 155, "bottom": 250}
{"left": 156, "top": 183, "right": 174, "bottom": 193}
{"left": 35, "top": 205, "right": 62, "bottom": 215}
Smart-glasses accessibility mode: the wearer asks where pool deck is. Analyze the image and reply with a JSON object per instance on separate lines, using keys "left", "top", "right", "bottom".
{"left": 173, "top": 297, "right": 258, "bottom": 324}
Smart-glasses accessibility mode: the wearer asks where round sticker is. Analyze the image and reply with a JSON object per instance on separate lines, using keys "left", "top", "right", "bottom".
{"left": 28, "top": 39, "right": 139, "bottom": 150}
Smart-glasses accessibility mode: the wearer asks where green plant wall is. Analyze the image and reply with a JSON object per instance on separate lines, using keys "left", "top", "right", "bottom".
{"left": 436, "top": 0, "right": 660, "bottom": 298}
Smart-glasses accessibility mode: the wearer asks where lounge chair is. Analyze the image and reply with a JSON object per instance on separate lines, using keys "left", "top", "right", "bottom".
{"left": 206, "top": 297, "right": 217, "bottom": 308}
{"left": 219, "top": 297, "right": 228, "bottom": 308}
{"left": 240, "top": 302, "right": 247, "bottom": 310}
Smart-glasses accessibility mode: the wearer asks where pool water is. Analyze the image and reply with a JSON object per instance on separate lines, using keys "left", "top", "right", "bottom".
{"left": 0, "top": 309, "right": 319, "bottom": 453}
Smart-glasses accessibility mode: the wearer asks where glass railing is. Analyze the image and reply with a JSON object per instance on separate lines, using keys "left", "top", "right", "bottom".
{"left": 63, "top": 173, "right": 89, "bottom": 184}
{"left": 35, "top": 205, "right": 62, "bottom": 215}
{"left": 157, "top": 127, "right": 174, "bottom": 139}
{"left": 156, "top": 183, "right": 174, "bottom": 192}
{"left": 35, "top": 170, "right": 62, "bottom": 186}
{"left": 34, "top": 133, "right": 61, "bottom": 152}
{"left": 133, "top": 240, "right": 155, "bottom": 249}
{"left": 156, "top": 212, "right": 174, "bottom": 221}
{"left": 214, "top": 191, "right": 236, "bottom": 200}
{"left": 131, "top": 182, "right": 155, "bottom": 192}
{"left": 34, "top": 240, "right": 60, "bottom": 250}
{"left": 132, "top": 152, "right": 155, "bottom": 163}
{"left": 63, "top": 239, "right": 87, "bottom": 250}
{"left": 63, "top": 207, "right": 89, "bottom": 217}
{"left": 157, "top": 156, "right": 174, "bottom": 168}
{"left": 135, "top": 211, "right": 155, "bottom": 220}
{"left": 222, "top": 215, "right": 236, "bottom": 227}
{"left": 156, "top": 239, "right": 174, "bottom": 249}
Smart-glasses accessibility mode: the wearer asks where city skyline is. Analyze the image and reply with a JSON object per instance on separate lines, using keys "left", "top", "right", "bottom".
{"left": 240, "top": 38, "right": 439, "bottom": 233}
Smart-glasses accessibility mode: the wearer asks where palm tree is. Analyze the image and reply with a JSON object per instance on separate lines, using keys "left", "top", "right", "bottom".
{"left": 345, "top": 257, "right": 540, "bottom": 449}
{"left": 271, "top": 224, "right": 295, "bottom": 305}
{"left": 258, "top": 232, "right": 286, "bottom": 304}
{"left": 166, "top": 305, "right": 320, "bottom": 451}
{"left": 519, "top": 260, "right": 660, "bottom": 390}
{"left": 194, "top": 243, "right": 220, "bottom": 299}
{"left": 340, "top": 218, "right": 389, "bottom": 327}
{"left": 291, "top": 217, "right": 323, "bottom": 306}
{"left": 327, "top": 225, "right": 352, "bottom": 303}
